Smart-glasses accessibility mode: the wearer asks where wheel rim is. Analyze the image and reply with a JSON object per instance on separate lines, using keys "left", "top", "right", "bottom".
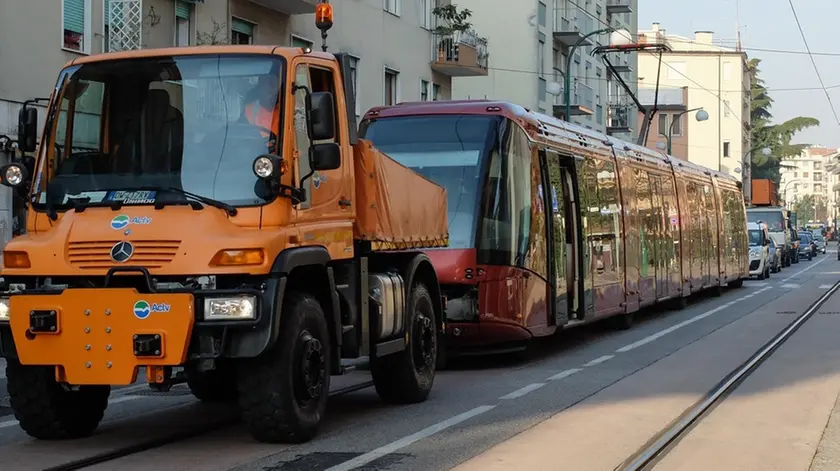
{"left": 412, "top": 311, "right": 435, "bottom": 370}
{"left": 294, "top": 330, "right": 325, "bottom": 406}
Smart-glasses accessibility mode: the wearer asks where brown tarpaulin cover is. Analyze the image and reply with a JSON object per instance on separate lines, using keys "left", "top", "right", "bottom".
{"left": 353, "top": 139, "right": 449, "bottom": 250}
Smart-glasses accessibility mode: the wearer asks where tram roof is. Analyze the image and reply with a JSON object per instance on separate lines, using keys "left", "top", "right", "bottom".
{"left": 363, "top": 100, "right": 739, "bottom": 186}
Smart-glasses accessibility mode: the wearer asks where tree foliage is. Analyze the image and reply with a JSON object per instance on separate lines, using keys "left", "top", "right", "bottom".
{"left": 431, "top": 4, "right": 473, "bottom": 36}
{"left": 748, "top": 58, "right": 820, "bottom": 191}
{"left": 793, "top": 193, "right": 816, "bottom": 223}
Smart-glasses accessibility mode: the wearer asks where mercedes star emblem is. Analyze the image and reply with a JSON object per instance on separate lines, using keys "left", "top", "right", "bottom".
{"left": 110, "top": 241, "right": 134, "bottom": 263}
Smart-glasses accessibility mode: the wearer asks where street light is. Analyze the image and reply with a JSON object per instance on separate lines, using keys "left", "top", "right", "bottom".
{"left": 661, "top": 107, "right": 708, "bottom": 155}
{"left": 783, "top": 179, "right": 800, "bottom": 209}
{"left": 563, "top": 27, "right": 633, "bottom": 123}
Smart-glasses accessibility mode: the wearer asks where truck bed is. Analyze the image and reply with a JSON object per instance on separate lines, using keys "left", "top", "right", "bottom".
{"left": 352, "top": 139, "right": 449, "bottom": 250}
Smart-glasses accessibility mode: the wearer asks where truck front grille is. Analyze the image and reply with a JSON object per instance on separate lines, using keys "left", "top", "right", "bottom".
{"left": 67, "top": 240, "right": 181, "bottom": 269}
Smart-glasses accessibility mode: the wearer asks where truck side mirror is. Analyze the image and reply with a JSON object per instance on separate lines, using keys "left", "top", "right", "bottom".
{"left": 307, "top": 91, "right": 335, "bottom": 141}
{"left": 311, "top": 143, "right": 341, "bottom": 171}
{"left": 17, "top": 107, "right": 38, "bottom": 153}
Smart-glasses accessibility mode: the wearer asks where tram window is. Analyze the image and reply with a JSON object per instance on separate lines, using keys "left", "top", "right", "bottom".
{"left": 635, "top": 169, "right": 656, "bottom": 278}
{"left": 546, "top": 153, "right": 567, "bottom": 282}
{"left": 577, "top": 157, "right": 598, "bottom": 284}
{"left": 477, "top": 123, "right": 532, "bottom": 268}
{"left": 593, "top": 158, "right": 620, "bottom": 280}
{"left": 525, "top": 147, "right": 548, "bottom": 278}
{"left": 661, "top": 176, "right": 679, "bottom": 266}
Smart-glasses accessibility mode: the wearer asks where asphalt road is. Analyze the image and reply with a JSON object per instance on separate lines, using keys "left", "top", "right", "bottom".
{"left": 0, "top": 252, "right": 836, "bottom": 470}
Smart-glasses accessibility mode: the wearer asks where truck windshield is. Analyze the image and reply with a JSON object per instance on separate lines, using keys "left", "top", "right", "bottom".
{"left": 33, "top": 54, "right": 285, "bottom": 210}
{"left": 747, "top": 210, "right": 784, "bottom": 232}
{"left": 360, "top": 115, "right": 498, "bottom": 249}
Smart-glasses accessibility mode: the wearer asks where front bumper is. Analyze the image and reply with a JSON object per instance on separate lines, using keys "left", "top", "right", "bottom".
{"left": 749, "top": 257, "right": 763, "bottom": 275}
{"left": 0, "top": 281, "right": 279, "bottom": 386}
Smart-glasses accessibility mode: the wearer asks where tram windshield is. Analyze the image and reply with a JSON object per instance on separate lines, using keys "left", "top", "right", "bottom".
{"left": 747, "top": 210, "right": 785, "bottom": 232}
{"left": 360, "top": 115, "right": 498, "bottom": 249}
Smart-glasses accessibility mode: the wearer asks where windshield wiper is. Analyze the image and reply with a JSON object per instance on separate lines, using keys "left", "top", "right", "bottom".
{"left": 152, "top": 186, "right": 238, "bottom": 216}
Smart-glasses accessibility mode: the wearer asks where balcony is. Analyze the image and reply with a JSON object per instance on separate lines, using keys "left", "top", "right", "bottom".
{"left": 607, "top": 103, "right": 633, "bottom": 133}
{"left": 553, "top": 7, "right": 597, "bottom": 47}
{"left": 431, "top": 30, "right": 489, "bottom": 77}
{"left": 248, "top": 0, "right": 318, "bottom": 14}
{"left": 552, "top": 81, "right": 595, "bottom": 117}
{"left": 606, "top": 52, "right": 633, "bottom": 74}
{"left": 605, "top": 0, "right": 633, "bottom": 15}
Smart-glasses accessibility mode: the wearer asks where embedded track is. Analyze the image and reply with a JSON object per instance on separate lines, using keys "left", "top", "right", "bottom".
{"left": 614, "top": 278, "right": 840, "bottom": 471}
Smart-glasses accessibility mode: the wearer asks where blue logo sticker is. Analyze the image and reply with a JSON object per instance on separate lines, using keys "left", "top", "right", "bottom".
{"left": 133, "top": 300, "right": 171, "bottom": 319}
{"left": 111, "top": 215, "right": 151, "bottom": 230}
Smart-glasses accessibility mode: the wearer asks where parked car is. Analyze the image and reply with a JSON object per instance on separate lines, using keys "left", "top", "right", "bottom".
{"left": 802, "top": 230, "right": 818, "bottom": 257}
{"left": 799, "top": 232, "right": 814, "bottom": 261}
{"left": 748, "top": 222, "right": 771, "bottom": 279}
{"left": 768, "top": 238, "right": 783, "bottom": 273}
{"left": 813, "top": 233, "right": 827, "bottom": 254}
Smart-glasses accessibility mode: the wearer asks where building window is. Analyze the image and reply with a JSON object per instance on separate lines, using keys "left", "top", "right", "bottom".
{"left": 815, "top": 161, "right": 823, "bottom": 170}
{"left": 384, "top": 0, "right": 399, "bottom": 16}
{"left": 723, "top": 141, "right": 730, "bottom": 158}
{"left": 384, "top": 68, "right": 399, "bottom": 105}
{"left": 231, "top": 17, "right": 255, "bottom": 44}
{"left": 346, "top": 55, "right": 360, "bottom": 116}
{"left": 432, "top": 83, "right": 441, "bottom": 101}
{"left": 671, "top": 114, "right": 682, "bottom": 136}
{"left": 291, "top": 35, "right": 313, "bottom": 49}
{"left": 538, "top": 2, "right": 547, "bottom": 26}
{"left": 814, "top": 172, "right": 823, "bottom": 181}
{"left": 175, "top": 1, "right": 191, "bottom": 47}
{"left": 421, "top": 80, "right": 430, "bottom": 101}
{"left": 658, "top": 113, "right": 669, "bottom": 135}
{"left": 421, "top": 0, "right": 433, "bottom": 29}
{"left": 103, "top": 0, "right": 110, "bottom": 52}
{"left": 815, "top": 184, "right": 823, "bottom": 193}
{"left": 538, "top": 78, "right": 546, "bottom": 103}
{"left": 723, "top": 99, "right": 730, "bottom": 117}
{"left": 538, "top": 40, "right": 545, "bottom": 76}
{"left": 63, "top": 0, "right": 90, "bottom": 53}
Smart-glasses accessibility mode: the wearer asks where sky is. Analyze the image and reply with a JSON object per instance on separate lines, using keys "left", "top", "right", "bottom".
{"left": 638, "top": 0, "right": 840, "bottom": 147}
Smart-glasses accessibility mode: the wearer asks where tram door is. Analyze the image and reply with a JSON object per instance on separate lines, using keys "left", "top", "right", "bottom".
{"left": 545, "top": 151, "right": 580, "bottom": 323}
{"left": 649, "top": 176, "right": 669, "bottom": 298}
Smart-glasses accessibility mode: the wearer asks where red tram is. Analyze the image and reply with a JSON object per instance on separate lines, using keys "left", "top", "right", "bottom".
{"left": 359, "top": 101, "right": 749, "bottom": 358}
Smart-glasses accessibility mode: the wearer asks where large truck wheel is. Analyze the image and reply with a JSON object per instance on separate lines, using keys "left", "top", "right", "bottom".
{"left": 185, "top": 361, "right": 238, "bottom": 403}
{"left": 238, "top": 291, "right": 331, "bottom": 444}
{"left": 371, "top": 281, "right": 437, "bottom": 404}
{"left": 5, "top": 359, "right": 110, "bottom": 439}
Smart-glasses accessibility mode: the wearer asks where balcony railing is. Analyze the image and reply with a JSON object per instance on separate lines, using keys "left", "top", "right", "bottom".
{"left": 607, "top": 103, "right": 633, "bottom": 133}
{"left": 552, "top": 81, "right": 595, "bottom": 117}
{"left": 605, "top": 0, "right": 633, "bottom": 14}
{"left": 431, "top": 30, "right": 489, "bottom": 77}
{"left": 553, "top": 7, "right": 598, "bottom": 47}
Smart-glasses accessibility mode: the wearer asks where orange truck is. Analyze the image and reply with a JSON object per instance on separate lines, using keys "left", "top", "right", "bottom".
{"left": 0, "top": 4, "right": 448, "bottom": 444}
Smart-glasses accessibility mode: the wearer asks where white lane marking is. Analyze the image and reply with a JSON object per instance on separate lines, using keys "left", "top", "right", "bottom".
{"left": 615, "top": 287, "right": 773, "bottom": 354}
{"left": 583, "top": 355, "right": 614, "bottom": 367}
{"left": 325, "top": 405, "right": 497, "bottom": 471}
{"left": 0, "top": 391, "right": 149, "bottom": 429}
{"left": 499, "top": 383, "right": 545, "bottom": 400}
{"left": 782, "top": 257, "right": 826, "bottom": 282}
{"left": 547, "top": 368, "right": 582, "bottom": 381}
{"left": 820, "top": 284, "right": 833, "bottom": 289}
{"left": 780, "top": 283, "right": 800, "bottom": 289}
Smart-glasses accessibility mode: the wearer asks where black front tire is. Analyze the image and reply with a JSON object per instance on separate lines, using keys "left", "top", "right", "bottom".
{"left": 238, "top": 291, "right": 331, "bottom": 444}
{"left": 6, "top": 360, "right": 110, "bottom": 439}
{"left": 610, "top": 311, "right": 634, "bottom": 330}
{"left": 729, "top": 278, "right": 744, "bottom": 288}
{"left": 371, "top": 282, "right": 437, "bottom": 404}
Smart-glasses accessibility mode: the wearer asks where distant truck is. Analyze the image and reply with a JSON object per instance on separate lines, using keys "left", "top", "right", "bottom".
{"left": 751, "top": 179, "right": 778, "bottom": 206}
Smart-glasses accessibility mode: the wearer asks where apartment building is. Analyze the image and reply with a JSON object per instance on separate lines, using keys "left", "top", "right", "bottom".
{"left": 779, "top": 146, "right": 840, "bottom": 221}
{"left": 637, "top": 23, "right": 751, "bottom": 196}
{"left": 451, "top": 0, "right": 638, "bottom": 140}
{"left": 636, "top": 86, "right": 690, "bottom": 160}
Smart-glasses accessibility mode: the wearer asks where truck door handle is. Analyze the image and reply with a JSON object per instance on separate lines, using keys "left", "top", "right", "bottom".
{"left": 339, "top": 198, "right": 351, "bottom": 207}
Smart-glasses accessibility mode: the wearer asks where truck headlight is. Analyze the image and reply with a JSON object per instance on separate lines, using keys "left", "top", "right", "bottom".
{"left": 0, "top": 297, "right": 9, "bottom": 321}
{"left": 203, "top": 296, "right": 256, "bottom": 320}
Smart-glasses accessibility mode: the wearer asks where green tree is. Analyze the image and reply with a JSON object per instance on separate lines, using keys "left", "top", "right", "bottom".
{"left": 793, "top": 194, "right": 816, "bottom": 223}
{"left": 748, "top": 58, "right": 819, "bottom": 192}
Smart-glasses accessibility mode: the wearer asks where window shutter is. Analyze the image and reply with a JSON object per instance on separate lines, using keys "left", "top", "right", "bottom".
{"left": 291, "top": 37, "right": 312, "bottom": 48}
{"left": 104, "top": 0, "right": 109, "bottom": 26}
{"left": 63, "top": 0, "right": 85, "bottom": 34}
{"left": 231, "top": 18, "right": 254, "bottom": 36}
{"left": 176, "top": 1, "right": 190, "bottom": 19}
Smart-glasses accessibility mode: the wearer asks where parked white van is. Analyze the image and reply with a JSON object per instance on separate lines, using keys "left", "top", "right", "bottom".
{"left": 748, "top": 221, "right": 771, "bottom": 279}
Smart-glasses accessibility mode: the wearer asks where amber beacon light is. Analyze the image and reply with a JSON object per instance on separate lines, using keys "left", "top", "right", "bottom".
{"left": 315, "top": 1, "right": 333, "bottom": 51}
